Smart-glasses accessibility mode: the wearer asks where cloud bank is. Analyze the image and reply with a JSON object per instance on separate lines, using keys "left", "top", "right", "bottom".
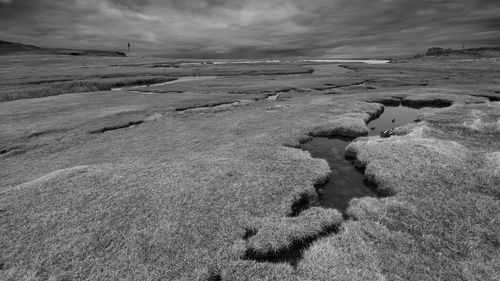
{"left": 1, "top": 0, "right": 499, "bottom": 58}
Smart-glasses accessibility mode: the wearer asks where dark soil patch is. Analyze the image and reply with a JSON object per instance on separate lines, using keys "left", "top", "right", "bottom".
{"left": 206, "top": 274, "right": 222, "bottom": 281}
{"left": 371, "top": 96, "right": 452, "bottom": 109}
{"left": 27, "top": 78, "right": 75, "bottom": 85}
{"left": 205, "top": 268, "right": 222, "bottom": 281}
{"left": 88, "top": 121, "right": 144, "bottom": 134}
{"left": 472, "top": 94, "right": 500, "bottom": 102}
{"left": 175, "top": 101, "right": 240, "bottom": 112}
{"left": 0, "top": 145, "right": 30, "bottom": 156}
{"left": 323, "top": 91, "right": 344, "bottom": 95}
{"left": 313, "top": 81, "right": 365, "bottom": 91}
{"left": 289, "top": 193, "right": 317, "bottom": 217}
{"left": 28, "top": 128, "right": 67, "bottom": 138}
{"left": 242, "top": 228, "right": 258, "bottom": 240}
{"left": 401, "top": 98, "right": 452, "bottom": 108}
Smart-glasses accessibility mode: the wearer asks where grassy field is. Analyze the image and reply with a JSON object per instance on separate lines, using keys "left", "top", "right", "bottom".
{"left": 1, "top": 54, "right": 499, "bottom": 280}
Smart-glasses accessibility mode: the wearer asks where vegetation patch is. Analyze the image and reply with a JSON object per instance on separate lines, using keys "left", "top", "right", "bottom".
{"left": 297, "top": 221, "right": 387, "bottom": 280}
{"left": 423, "top": 102, "right": 500, "bottom": 151}
{"left": 346, "top": 132, "right": 469, "bottom": 195}
{"left": 243, "top": 207, "right": 342, "bottom": 267}
{"left": 367, "top": 97, "right": 402, "bottom": 106}
{"left": 309, "top": 116, "right": 370, "bottom": 137}
{"left": 307, "top": 103, "right": 383, "bottom": 138}
{"left": 0, "top": 76, "right": 176, "bottom": 102}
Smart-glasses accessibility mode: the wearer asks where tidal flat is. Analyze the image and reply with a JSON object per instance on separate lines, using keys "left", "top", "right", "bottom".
{"left": 1, "top": 54, "right": 499, "bottom": 280}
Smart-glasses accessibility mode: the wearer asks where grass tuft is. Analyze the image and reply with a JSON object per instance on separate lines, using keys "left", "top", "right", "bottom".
{"left": 248, "top": 207, "right": 342, "bottom": 256}
{"left": 244, "top": 207, "right": 342, "bottom": 263}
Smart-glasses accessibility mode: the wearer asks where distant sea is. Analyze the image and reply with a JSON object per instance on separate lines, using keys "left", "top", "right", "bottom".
{"left": 180, "top": 59, "right": 389, "bottom": 66}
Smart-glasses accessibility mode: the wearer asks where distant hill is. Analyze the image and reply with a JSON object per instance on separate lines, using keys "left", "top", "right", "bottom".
{"left": 0, "top": 40, "right": 126, "bottom": 57}
{"left": 0, "top": 40, "right": 43, "bottom": 53}
{"left": 422, "top": 46, "right": 500, "bottom": 58}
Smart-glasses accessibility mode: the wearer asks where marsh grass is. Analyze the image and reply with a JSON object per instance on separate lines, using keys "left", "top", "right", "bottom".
{"left": 0, "top": 76, "right": 175, "bottom": 102}
{"left": 308, "top": 103, "right": 384, "bottom": 138}
{"left": 1, "top": 54, "right": 499, "bottom": 280}
{"left": 319, "top": 101, "right": 500, "bottom": 281}
{"left": 244, "top": 207, "right": 342, "bottom": 262}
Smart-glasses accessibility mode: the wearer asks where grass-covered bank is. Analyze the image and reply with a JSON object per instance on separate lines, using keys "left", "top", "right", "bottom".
{"left": 331, "top": 102, "right": 500, "bottom": 281}
{"left": 1, "top": 55, "right": 499, "bottom": 280}
{"left": 0, "top": 76, "right": 177, "bottom": 102}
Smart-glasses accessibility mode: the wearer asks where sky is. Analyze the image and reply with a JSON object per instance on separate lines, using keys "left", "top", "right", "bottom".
{"left": 1, "top": 0, "right": 499, "bottom": 58}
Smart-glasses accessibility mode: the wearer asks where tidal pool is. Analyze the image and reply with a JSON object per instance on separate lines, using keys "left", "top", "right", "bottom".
{"left": 368, "top": 105, "right": 442, "bottom": 137}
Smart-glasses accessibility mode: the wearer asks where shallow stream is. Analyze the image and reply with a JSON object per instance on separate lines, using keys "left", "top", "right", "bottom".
{"left": 251, "top": 105, "right": 444, "bottom": 267}
{"left": 301, "top": 105, "right": 442, "bottom": 214}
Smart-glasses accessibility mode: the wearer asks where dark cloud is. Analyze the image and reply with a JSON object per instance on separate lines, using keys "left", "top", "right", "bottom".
{"left": 0, "top": 0, "right": 499, "bottom": 58}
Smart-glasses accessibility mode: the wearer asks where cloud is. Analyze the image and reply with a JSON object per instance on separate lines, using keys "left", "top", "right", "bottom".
{"left": 0, "top": 0, "right": 499, "bottom": 58}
